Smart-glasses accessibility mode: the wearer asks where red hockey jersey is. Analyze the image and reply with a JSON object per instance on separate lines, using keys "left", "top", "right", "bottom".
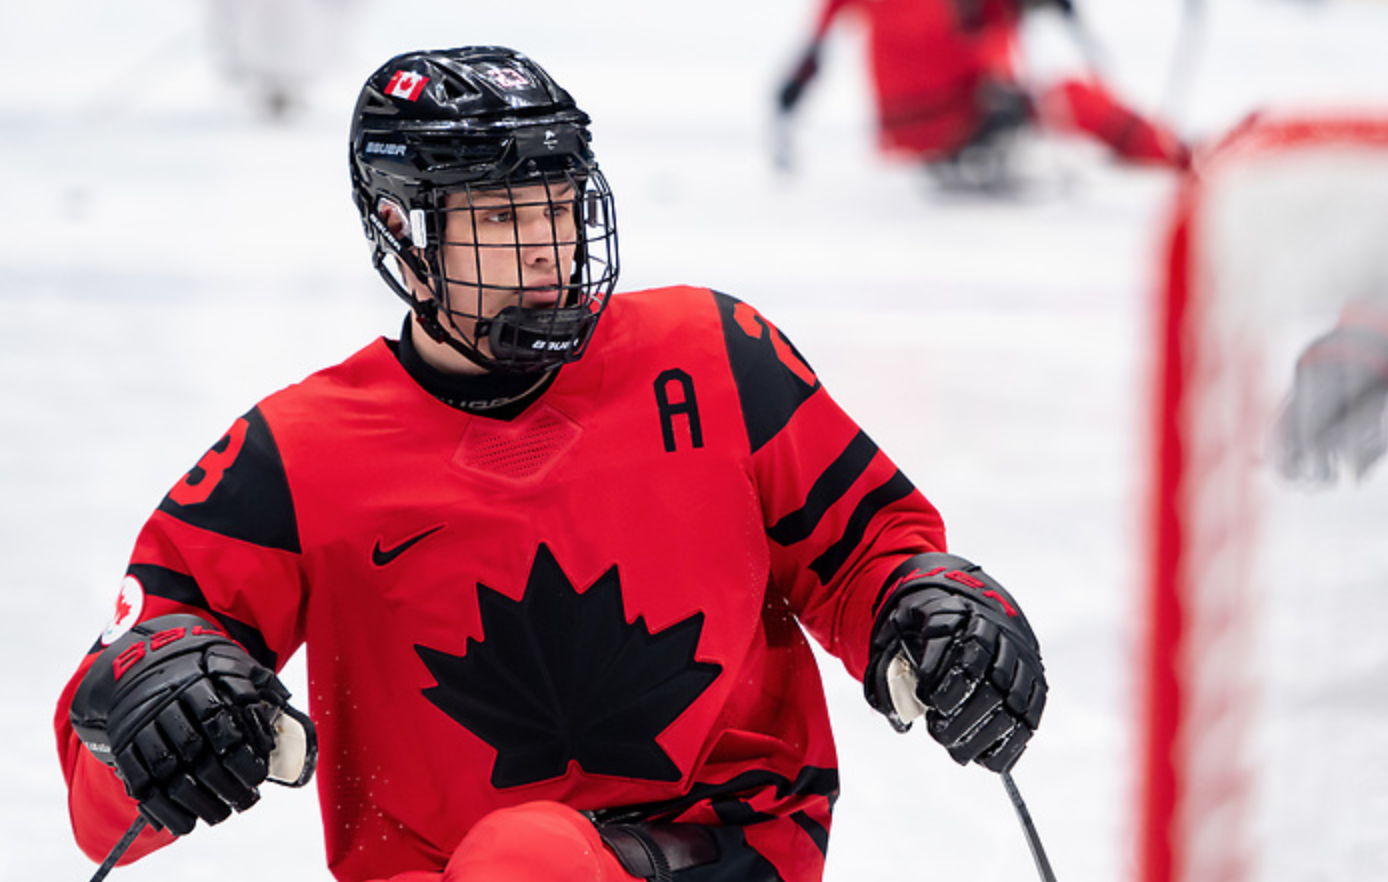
{"left": 813, "top": 0, "right": 1022, "bottom": 158}
{"left": 56, "top": 286, "right": 947, "bottom": 881}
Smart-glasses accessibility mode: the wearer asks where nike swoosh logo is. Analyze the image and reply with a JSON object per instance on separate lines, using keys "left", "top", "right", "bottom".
{"left": 372, "top": 525, "right": 446, "bottom": 567}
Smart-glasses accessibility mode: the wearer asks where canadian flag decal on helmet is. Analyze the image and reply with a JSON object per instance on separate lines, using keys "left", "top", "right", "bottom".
{"left": 386, "top": 70, "right": 429, "bottom": 101}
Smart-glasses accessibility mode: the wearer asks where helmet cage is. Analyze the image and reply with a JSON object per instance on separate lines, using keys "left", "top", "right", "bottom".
{"left": 362, "top": 166, "right": 618, "bottom": 374}
{"left": 433, "top": 170, "right": 616, "bottom": 371}
{"left": 349, "top": 47, "right": 620, "bottom": 373}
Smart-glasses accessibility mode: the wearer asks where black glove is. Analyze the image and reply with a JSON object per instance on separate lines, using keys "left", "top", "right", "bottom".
{"left": 1272, "top": 325, "right": 1388, "bottom": 485}
{"left": 777, "top": 43, "right": 821, "bottom": 115}
{"left": 71, "top": 614, "right": 316, "bottom": 835}
{"left": 865, "top": 554, "right": 1046, "bottom": 772}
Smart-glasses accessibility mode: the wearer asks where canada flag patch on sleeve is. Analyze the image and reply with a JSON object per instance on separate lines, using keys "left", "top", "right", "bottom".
{"left": 101, "top": 575, "right": 145, "bottom": 645}
{"left": 385, "top": 70, "right": 429, "bottom": 101}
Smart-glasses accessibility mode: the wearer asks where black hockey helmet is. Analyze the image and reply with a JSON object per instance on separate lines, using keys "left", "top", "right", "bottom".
{"left": 349, "top": 46, "right": 619, "bottom": 373}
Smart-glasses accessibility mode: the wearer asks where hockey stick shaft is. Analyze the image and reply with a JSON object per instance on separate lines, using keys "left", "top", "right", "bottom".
{"left": 89, "top": 815, "right": 148, "bottom": 882}
{"left": 1002, "top": 770, "right": 1059, "bottom": 882}
{"left": 773, "top": 112, "right": 795, "bottom": 173}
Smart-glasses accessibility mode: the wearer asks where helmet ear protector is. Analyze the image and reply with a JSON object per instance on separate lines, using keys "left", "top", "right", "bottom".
{"left": 349, "top": 46, "right": 619, "bottom": 373}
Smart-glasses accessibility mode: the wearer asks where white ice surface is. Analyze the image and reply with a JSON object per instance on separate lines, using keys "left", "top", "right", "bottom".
{"left": 4, "top": 1, "right": 1388, "bottom": 880}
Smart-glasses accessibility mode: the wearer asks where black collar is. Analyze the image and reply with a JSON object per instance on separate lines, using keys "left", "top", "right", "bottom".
{"left": 393, "top": 316, "right": 557, "bottom": 418}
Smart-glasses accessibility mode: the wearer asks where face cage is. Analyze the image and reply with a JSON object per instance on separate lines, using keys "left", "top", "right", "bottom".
{"left": 408, "top": 169, "right": 618, "bottom": 373}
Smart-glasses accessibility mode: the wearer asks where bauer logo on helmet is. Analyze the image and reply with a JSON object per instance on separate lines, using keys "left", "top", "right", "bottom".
{"left": 365, "top": 142, "right": 408, "bottom": 157}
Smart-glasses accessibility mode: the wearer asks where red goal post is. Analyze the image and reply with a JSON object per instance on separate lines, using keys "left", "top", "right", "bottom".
{"left": 1142, "top": 109, "right": 1388, "bottom": 882}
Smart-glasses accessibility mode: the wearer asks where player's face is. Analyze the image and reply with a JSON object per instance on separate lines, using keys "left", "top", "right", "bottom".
{"left": 439, "top": 181, "right": 579, "bottom": 331}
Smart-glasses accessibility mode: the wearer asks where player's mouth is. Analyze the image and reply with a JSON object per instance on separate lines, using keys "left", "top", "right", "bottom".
{"left": 519, "top": 286, "right": 563, "bottom": 309}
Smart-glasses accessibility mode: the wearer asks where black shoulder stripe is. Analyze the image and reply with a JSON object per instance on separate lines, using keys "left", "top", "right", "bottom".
{"left": 767, "top": 431, "right": 880, "bottom": 547}
{"left": 157, "top": 406, "right": 300, "bottom": 554}
{"left": 125, "top": 563, "right": 279, "bottom": 670}
{"left": 792, "top": 810, "right": 830, "bottom": 857}
{"left": 788, "top": 763, "right": 841, "bottom": 805}
{"left": 713, "top": 290, "right": 820, "bottom": 454}
{"left": 809, "top": 470, "right": 918, "bottom": 585}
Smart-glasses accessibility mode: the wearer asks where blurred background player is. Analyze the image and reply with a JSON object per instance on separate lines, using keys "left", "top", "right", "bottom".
{"left": 776, "top": 0, "right": 1191, "bottom": 191}
{"left": 207, "top": 0, "right": 360, "bottom": 119}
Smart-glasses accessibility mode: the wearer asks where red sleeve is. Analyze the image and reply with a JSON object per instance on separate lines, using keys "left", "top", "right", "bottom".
{"left": 56, "top": 406, "right": 308, "bottom": 865}
{"left": 760, "top": 387, "right": 945, "bottom": 678}
{"left": 714, "top": 294, "right": 946, "bottom": 678}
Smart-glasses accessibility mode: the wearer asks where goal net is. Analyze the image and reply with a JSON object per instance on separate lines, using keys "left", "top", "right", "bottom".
{"left": 1141, "top": 110, "right": 1388, "bottom": 882}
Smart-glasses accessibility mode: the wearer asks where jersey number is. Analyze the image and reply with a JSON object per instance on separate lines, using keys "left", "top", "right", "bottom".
{"left": 168, "top": 418, "right": 250, "bottom": 506}
{"left": 733, "top": 302, "right": 816, "bottom": 387}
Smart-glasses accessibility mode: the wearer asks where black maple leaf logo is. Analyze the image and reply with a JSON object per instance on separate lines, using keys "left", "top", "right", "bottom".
{"left": 415, "top": 543, "right": 722, "bottom": 788}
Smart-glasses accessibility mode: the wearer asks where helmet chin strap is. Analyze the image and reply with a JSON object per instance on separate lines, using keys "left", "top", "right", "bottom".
{"left": 412, "top": 301, "right": 497, "bottom": 373}
{"left": 413, "top": 296, "right": 584, "bottom": 376}
{"left": 484, "top": 305, "right": 595, "bottom": 368}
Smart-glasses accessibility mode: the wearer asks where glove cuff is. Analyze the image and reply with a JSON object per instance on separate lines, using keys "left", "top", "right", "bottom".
{"left": 870, "top": 552, "right": 982, "bottom": 627}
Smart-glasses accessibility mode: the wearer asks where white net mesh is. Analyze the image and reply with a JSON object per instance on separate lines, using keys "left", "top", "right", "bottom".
{"left": 1147, "top": 112, "right": 1388, "bottom": 882}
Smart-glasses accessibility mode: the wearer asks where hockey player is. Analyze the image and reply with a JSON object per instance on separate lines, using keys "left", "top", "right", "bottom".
{"left": 56, "top": 46, "right": 1048, "bottom": 882}
{"left": 776, "top": 0, "right": 1190, "bottom": 189}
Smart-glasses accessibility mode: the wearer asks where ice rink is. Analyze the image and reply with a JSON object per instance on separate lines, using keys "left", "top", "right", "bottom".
{"left": 5, "top": 1, "right": 1388, "bottom": 880}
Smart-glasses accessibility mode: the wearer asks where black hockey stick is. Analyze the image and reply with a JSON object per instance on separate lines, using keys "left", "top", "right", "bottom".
{"left": 80, "top": 709, "right": 316, "bottom": 882}
{"left": 88, "top": 815, "right": 148, "bottom": 882}
{"left": 1002, "top": 770, "right": 1059, "bottom": 882}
